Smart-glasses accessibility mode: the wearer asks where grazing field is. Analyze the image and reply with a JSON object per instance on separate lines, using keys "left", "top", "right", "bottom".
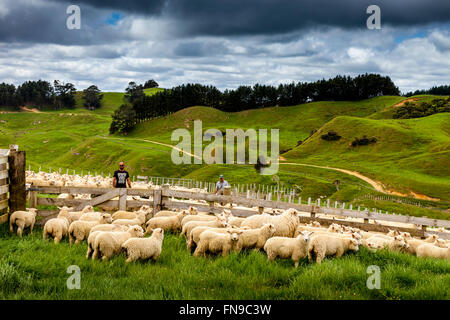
{"left": 0, "top": 223, "right": 449, "bottom": 300}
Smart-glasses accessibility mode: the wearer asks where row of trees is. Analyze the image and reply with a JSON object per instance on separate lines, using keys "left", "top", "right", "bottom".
{"left": 0, "top": 80, "right": 103, "bottom": 110}
{"left": 110, "top": 74, "right": 400, "bottom": 134}
{"left": 404, "top": 85, "right": 450, "bottom": 97}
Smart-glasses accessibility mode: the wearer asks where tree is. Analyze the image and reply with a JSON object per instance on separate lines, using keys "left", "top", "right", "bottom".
{"left": 143, "top": 79, "right": 159, "bottom": 89}
{"left": 109, "top": 104, "right": 136, "bottom": 134}
{"left": 16, "top": 80, "right": 54, "bottom": 108}
{"left": 0, "top": 83, "right": 18, "bottom": 108}
{"left": 53, "top": 80, "right": 76, "bottom": 109}
{"left": 83, "top": 85, "right": 103, "bottom": 110}
{"left": 124, "top": 82, "right": 144, "bottom": 103}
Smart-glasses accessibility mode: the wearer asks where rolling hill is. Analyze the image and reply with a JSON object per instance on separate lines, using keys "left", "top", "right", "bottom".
{"left": 0, "top": 94, "right": 449, "bottom": 211}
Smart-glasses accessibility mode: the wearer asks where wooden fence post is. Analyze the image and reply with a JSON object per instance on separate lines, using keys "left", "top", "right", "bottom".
{"left": 8, "top": 150, "right": 26, "bottom": 212}
{"left": 160, "top": 184, "right": 170, "bottom": 210}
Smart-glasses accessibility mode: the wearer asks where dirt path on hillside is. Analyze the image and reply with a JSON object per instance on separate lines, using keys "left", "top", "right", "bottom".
{"left": 99, "top": 135, "right": 439, "bottom": 201}
{"left": 392, "top": 98, "right": 420, "bottom": 108}
{"left": 20, "top": 106, "right": 41, "bottom": 113}
{"left": 278, "top": 162, "right": 440, "bottom": 201}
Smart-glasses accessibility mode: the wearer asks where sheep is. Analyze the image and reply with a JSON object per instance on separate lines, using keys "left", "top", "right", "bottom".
{"left": 241, "top": 208, "right": 299, "bottom": 237}
{"left": 112, "top": 211, "right": 147, "bottom": 228}
{"left": 238, "top": 223, "right": 277, "bottom": 250}
{"left": 9, "top": 208, "right": 38, "bottom": 238}
{"left": 154, "top": 206, "right": 197, "bottom": 218}
{"left": 146, "top": 211, "right": 190, "bottom": 234}
{"left": 43, "top": 213, "right": 71, "bottom": 243}
{"left": 416, "top": 242, "right": 449, "bottom": 259}
{"left": 122, "top": 228, "right": 165, "bottom": 263}
{"left": 222, "top": 209, "right": 246, "bottom": 227}
{"left": 181, "top": 213, "right": 221, "bottom": 227}
{"left": 181, "top": 216, "right": 229, "bottom": 239}
{"left": 294, "top": 223, "right": 342, "bottom": 237}
{"left": 264, "top": 231, "right": 314, "bottom": 268}
{"left": 68, "top": 213, "right": 112, "bottom": 244}
{"left": 112, "top": 205, "right": 152, "bottom": 220}
{"left": 187, "top": 225, "right": 236, "bottom": 252}
{"left": 424, "top": 234, "right": 439, "bottom": 243}
{"left": 307, "top": 234, "right": 359, "bottom": 264}
{"left": 86, "top": 225, "right": 129, "bottom": 259}
{"left": 63, "top": 205, "right": 94, "bottom": 222}
{"left": 193, "top": 230, "right": 243, "bottom": 257}
{"left": 363, "top": 235, "right": 409, "bottom": 252}
{"left": 79, "top": 210, "right": 105, "bottom": 221}
{"left": 92, "top": 225, "right": 144, "bottom": 261}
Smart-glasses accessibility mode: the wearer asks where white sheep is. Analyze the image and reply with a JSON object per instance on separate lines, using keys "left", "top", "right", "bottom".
{"left": 238, "top": 223, "right": 276, "bottom": 250}
{"left": 241, "top": 208, "right": 299, "bottom": 237}
{"left": 146, "top": 211, "right": 189, "bottom": 233}
{"left": 86, "top": 225, "right": 129, "bottom": 259}
{"left": 187, "top": 226, "right": 235, "bottom": 252}
{"left": 112, "top": 205, "right": 152, "bottom": 220}
{"left": 112, "top": 211, "right": 147, "bottom": 228}
{"left": 181, "top": 216, "right": 229, "bottom": 239}
{"left": 307, "top": 234, "right": 359, "bottom": 263}
{"left": 43, "top": 213, "right": 71, "bottom": 244}
{"left": 79, "top": 210, "right": 105, "bottom": 221}
{"left": 122, "top": 228, "right": 165, "bottom": 262}
{"left": 68, "top": 213, "right": 112, "bottom": 244}
{"left": 92, "top": 225, "right": 144, "bottom": 261}
{"left": 154, "top": 206, "right": 197, "bottom": 218}
{"left": 416, "top": 242, "right": 449, "bottom": 259}
{"left": 264, "top": 231, "right": 314, "bottom": 268}
{"left": 63, "top": 205, "right": 94, "bottom": 221}
{"left": 181, "top": 213, "right": 221, "bottom": 227}
{"left": 193, "top": 229, "right": 243, "bottom": 257}
{"left": 363, "top": 235, "right": 409, "bottom": 252}
{"left": 9, "top": 208, "right": 38, "bottom": 238}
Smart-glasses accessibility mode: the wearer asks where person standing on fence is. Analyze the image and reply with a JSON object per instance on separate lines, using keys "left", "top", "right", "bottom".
{"left": 113, "top": 162, "right": 132, "bottom": 188}
{"left": 215, "top": 175, "right": 229, "bottom": 195}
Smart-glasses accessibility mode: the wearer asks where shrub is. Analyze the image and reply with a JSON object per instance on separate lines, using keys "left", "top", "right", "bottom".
{"left": 351, "top": 135, "right": 377, "bottom": 147}
{"left": 321, "top": 131, "right": 341, "bottom": 141}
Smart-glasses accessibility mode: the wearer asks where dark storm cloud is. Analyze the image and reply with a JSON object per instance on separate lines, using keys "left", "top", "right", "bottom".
{"left": 50, "top": 0, "right": 450, "bottom": 36}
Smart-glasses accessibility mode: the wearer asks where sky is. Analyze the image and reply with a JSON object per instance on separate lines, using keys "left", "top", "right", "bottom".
{"left": 0, "top": 0, "right": 450, "bottom": 93}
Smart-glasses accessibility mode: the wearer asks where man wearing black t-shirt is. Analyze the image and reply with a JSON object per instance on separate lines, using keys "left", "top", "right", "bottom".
{"left": 113, "top": 162, "right": 132, "bottom": 188}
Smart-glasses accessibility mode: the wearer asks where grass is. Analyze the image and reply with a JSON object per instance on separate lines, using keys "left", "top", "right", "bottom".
{"left": 0, "top": 223, "right": 448, "bottom": 300}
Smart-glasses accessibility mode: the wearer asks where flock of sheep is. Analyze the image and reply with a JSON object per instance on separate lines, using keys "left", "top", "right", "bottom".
{"left": 8, "top": 204, "right": 450, "bottom": 266}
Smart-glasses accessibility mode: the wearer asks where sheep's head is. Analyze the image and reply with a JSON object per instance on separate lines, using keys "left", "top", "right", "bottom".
{"left": 300, "top": 231, "right": 314, "bottom": 243}
{"left": 351, "top": 233, "right": 363, "bottom": 245}
{"left": 263, "top": 223, "right": 276, "bottom": 236}
{"left": 128, "top": 225, "right": 144, "bottom": 237}
{"left": 400, "top": 232, "right": 411, "bottom": 240}
{"left": 434, "top": 239, "right": 447, "bottom": 248}
{"left": 387, "top": 229, "right": 400, "bottom": 237}
{"left": 140, "top": 205, "right": 152, "bottom": 213}
{"left": 393, "top": 236, "right": 408, "bottom": 249}
{"left": 82, "top": 205, "right": 94, "bottom": 213}
{"left": 286, "top": 208, "right": 298, "bottom": 218}
{"left": 101, "top": 213, "right": 113, "bottom": 224}
{"left": 425, "top": 234, "right": 439, "bottom": 242}
{"left": 148, "top": 227, "right": 164, "bottom": 239}
{"left": 188, "top": 206, "right": 198, "bottom": 215}
{"left": 328, "top": 224, "right": 342, "bottom": 233}
{"left": 349, "top": 239, "right": 359, "bottom": 251}
{"left": 227, "top": 230, "right": 243, "bottom": 242}
{"left": 28, "top": 208, "right": 38, "bottom": 216}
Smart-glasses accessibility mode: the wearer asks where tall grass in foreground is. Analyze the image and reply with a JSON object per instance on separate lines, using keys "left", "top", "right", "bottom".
{"left": 0, "top": 224, "right": 448, "bottom": 300}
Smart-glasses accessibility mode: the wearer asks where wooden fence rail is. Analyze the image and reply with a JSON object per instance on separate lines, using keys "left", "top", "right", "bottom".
{"left": 28, "top": 184, "right": 450, "bottom": 239}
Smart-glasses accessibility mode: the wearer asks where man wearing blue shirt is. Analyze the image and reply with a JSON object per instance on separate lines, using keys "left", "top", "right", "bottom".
{"left": 215, "top": 175, "right": 229, "bottom": 195}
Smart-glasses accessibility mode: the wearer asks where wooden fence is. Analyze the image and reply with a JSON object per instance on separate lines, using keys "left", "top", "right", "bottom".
{"left": 28, "top": 184, "right": 450, "bottom": 239}
{"left": 0, "top": 147, "right": 26, "bottom": 224}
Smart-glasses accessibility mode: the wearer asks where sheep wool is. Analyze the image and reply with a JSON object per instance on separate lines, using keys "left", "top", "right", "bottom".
{"left": 92, "top": 225, "right": 144, "bottom": 261}
{"left": 264, "top": 231, "right": 314, "bottom": 268}
{"left": 146, "top": 211, "right": 189, "bottom": 233}
{"left": 122, "top": 228, "right": 165, "bottom": 262}
{"left": 9, "top": 208, "right": 38, "bottom": 238}
{"left": 194, "top": 230, "right": 243, "bottom": 257}
{"left": 307, "top": 234, "right": 359, "bottom": 264}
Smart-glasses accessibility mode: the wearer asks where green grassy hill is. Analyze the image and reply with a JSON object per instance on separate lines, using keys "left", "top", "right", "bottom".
{"left": 0, "top": 94, "right": 449, "bottom": 209}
